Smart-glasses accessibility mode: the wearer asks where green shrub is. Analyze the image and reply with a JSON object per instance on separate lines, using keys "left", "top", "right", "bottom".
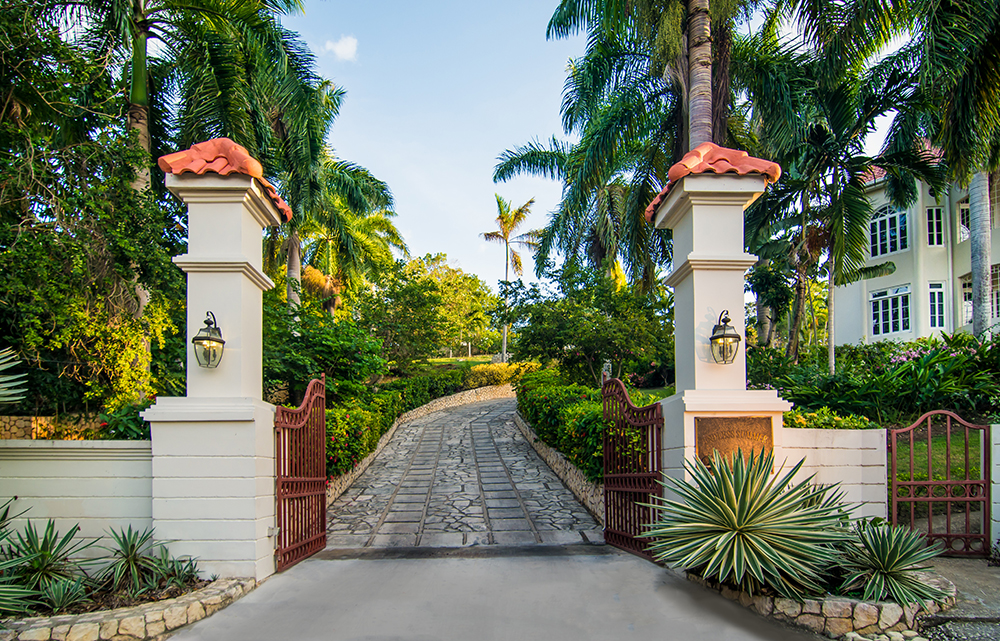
{"left": 837, "top": 519, "right": 948, "bottom": 605}
{"left": 463, "top": 362, "right": 540, "bottom": 388}
{"left": 784, "top": 406, "right": 874, "bottom": 430}
{"left": 554, "top": 401, "right": 608, "bottom": 482}
{"left": 97, "top": 397, "right": 154, "bottom": 440}
{"left": 644, "top": 450, "right": 851, "bottom": 599}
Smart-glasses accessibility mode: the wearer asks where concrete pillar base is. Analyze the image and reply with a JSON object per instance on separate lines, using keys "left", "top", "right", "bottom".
{"left": 144, "top": 397, "right": 276, "bottom": 580}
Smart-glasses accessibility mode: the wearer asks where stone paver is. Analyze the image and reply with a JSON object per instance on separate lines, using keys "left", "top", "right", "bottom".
{"left": 326, "top": 398, "right": 600, "bottom": 548}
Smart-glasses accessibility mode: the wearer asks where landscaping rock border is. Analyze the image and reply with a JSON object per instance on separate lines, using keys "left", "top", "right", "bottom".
{"left": 325, "top": 384, "right": 517, "bottom": 506}
{"left": 0, "top": 578, "right": 255, "bottom": 641}
{"left": 686, "top": 571, "right": 957, "bottom": 639}
{"left": 513, "top": 411, "right": 605, "bottom": 525}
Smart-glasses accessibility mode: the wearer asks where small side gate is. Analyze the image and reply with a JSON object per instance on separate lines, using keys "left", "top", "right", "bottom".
{"left": 889, "top": 410, "right": 991, "bottom": 556}
{"left": 275, "top": 375, "right": 327, "bottom": 571}
{"left": 602, "top": 378, "right": 663, "bottom": 559}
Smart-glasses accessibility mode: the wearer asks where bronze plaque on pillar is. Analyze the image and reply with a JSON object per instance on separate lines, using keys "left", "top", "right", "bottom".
{"left": 695, "top": 417, "right": 773, "bottom": 466}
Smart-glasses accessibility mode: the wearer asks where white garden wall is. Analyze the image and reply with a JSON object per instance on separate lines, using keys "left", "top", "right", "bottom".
{"left": 775, "top": 428, "right": 887, "bottom": 519}
{"left": 0, "top": 440, "right": 153, "bottom": 555}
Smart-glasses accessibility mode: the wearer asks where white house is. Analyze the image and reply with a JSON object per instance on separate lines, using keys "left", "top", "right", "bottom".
{"left": 833, "top": 172, "right": 1000, "bottom": 345}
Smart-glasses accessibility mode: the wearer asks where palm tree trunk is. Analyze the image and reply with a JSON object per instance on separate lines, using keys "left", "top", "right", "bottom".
{"left": 687, "top": 0, "right": 713, "bottom": 150}
{"left": 128, "top": 9, "right": 151, "bottom": 192}
{"left": 711, "top": 19, "right": 731, "bottom": 146}
{"left": 970, "top": 171, "right": 992, "bottom": 335}
{"left": 287, "top": 230, "right": 302, "bottom": 307}
{"left": 827, "top": 266, "right": 836, "bottom": 374}
{"left": 786, "top": 272, "right": 807, "bottom": 362}
{"left": 501, "top": 243, "right": 510, "bottom": 362}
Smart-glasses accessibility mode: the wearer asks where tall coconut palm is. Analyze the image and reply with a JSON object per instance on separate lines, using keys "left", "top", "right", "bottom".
{"left": 481, "top": 195, "right": 539, "bottom": 362}
{"left": 61, "top": 0, "right": 323, "bottom": 191}
{"left": 904, "top": 0, "right": 1000, "bottom": 335}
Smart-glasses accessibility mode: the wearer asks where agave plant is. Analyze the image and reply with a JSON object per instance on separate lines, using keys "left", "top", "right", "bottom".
{"left": 0, "top": 555, "right": 39, "bottom": 615}
{"left": 5, "top": 520, "right": 95, "bottom": 591}
{"left": 838, "top": 519, "right": 949, "bottom": 605}
{"left": 100, "top": 526, "right": 159, "bottom": 596}
{"left": 643, "top": 449, "right": 853, "bottom": 599}
{"left": 41, "top": 577, "right": 90, "bottom": 614}
{"left": 0, "top": 347, "right": 26, "bottom": 408}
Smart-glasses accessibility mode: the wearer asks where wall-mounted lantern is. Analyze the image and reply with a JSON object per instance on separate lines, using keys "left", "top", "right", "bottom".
{"left": 192, "top": 311, "right": 225, "bottom": 368}
{"left": 709, "top": 310, "right": 741, "bottom": 364}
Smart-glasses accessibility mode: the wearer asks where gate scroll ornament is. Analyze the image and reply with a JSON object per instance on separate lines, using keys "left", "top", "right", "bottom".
{"left": 602, "top": 378, "right": 663, "bottom": 559}
{"left": 889, "top": 410, "right": 990, "bottom": 556}
{"left": 275, "top": 375, "right": 327, "bottom": 571}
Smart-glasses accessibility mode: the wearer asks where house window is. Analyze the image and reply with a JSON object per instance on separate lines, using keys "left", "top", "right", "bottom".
{"left": 959, "top": 202, "right": 971, "bottom": 242}
{"left": 927, "top": 207, "right": 943, "bottom": 246}
{"left": 961, "top": 266, "right": 1000, "bottom": 323}
{"left": 962, "top": 277, "right": 973, "bottom": 324}
{"left": 870, "top": 205, "right": 908, "bottom": 258}
{"left": 871, "top": 285, "right": 911, "bottom": 336}
{"left": 929, "top": 283, "right": 945, "bottom": 328}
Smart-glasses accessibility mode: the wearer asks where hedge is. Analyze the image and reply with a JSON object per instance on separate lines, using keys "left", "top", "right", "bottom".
{"left": 514, "top": 369, "right": 668, "bottom": 483}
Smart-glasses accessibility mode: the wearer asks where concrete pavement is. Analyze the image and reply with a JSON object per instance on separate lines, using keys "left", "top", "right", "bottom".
{"left": 166, "top": 547, "right": 823, "bottom": 641}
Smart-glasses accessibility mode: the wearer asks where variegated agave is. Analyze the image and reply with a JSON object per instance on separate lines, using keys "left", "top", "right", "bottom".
{"left": 838, "top": 520, "right": 948, "bottom": 605}
{"left": 643, "top": 449, "right": 852, "bottom": 599}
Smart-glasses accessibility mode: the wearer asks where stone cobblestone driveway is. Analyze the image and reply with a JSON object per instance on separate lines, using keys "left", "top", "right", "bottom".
{"left": 326, "top": 398, "right": 603, "bottom": 548}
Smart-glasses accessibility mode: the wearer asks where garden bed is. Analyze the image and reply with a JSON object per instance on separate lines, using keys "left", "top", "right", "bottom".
{"left": 0, "top": 578, "right": 255, "bottom": 641}
{"left": 686, "top": 570, "right": 956, "bottom": 639}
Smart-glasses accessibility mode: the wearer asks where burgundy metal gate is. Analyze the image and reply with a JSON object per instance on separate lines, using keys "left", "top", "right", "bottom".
{"left": 602, "top": 378, "right": 663, "bottom": 559}
{"left": 275, "top": 375, "right": 327, "bottom": 571}
{"left": 889, "top": 410, "right": 990, "bottom": 556}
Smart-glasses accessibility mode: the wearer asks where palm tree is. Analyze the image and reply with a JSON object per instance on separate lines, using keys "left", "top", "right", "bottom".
{"left": 494, "top": 25, "right": 675, "bottom": 287}
{"left": 285, "top": 157, "right": 394, "bottom": 308}
{"left": 481, "top": 195, "right": 539, "bottom": 362}
{"left": 62, "top": 0, "right": 323, "bottom": 190}
{"left": 903, "top": 0, "right": 1000, "bottom": 335}
{"left": 743, "top": 33, "right": 944, "bottom": 368}
{"left": 302, "top": 206, "right": 407, "bottom": 315}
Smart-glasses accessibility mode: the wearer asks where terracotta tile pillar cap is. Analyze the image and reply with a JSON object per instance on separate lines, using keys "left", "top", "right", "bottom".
{"left": 644, "top": 143, "right": 782, "bottom": 222}
{"left": 158, "top": 138, "right": 292, "bottom": 222}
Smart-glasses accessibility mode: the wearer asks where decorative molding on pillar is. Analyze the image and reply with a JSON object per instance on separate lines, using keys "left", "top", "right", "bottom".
{"left": 664, "top": 254, "right": 758, "bottom": 288}
{"left": 652, "top": 174, "right": 769, "bottom": 230}
{"left": 173, "top": 256, "right": 275, "bottom": 291}
{"left": 164, "top": 173, "right": 284, "bottom": 229}
{"left": 142, "top": 396, "right": 273, "bottom": 423}
{"left": 674, "top": 389, "right": 792, "bottom": 413}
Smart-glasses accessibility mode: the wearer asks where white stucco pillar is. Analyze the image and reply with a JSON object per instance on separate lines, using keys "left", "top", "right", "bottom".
{"left": 143, "top": 143, "right": 285, "bottom": 581}
{"left": 647, "top": 148, "right": 791, "bottom": 489}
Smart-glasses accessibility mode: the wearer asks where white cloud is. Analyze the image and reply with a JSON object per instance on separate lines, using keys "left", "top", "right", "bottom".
{"left": 324, "top": 36, "right": 358, "bottom": 62}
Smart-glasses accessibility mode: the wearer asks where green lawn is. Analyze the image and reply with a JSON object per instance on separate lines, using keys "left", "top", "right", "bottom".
{"left": 891, "top": 431, "right": 983, "bottom": 482}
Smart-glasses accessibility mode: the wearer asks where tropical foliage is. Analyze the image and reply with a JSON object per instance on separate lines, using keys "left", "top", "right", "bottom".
{"left": 510, "top": 264, "right": 674, "bottom": 387}
{"left": 838, "top": 520, "right": 949, "bottom": 604}
{"left": 0, "top": 511, "right": 203, "bottom": 616}
{"left": 644, "top": 449, "right": 851, "bottom": 599}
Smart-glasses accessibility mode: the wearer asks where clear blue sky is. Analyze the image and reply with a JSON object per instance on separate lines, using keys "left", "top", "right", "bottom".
{"left": 280, "top": 1, "right": 586, "bottom": 292}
